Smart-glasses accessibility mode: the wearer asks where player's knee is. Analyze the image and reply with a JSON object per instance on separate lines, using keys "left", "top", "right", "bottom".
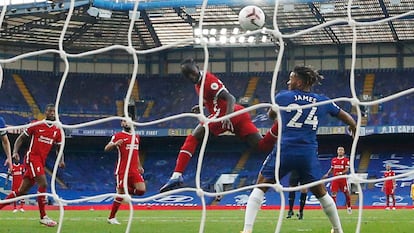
{"left": 134, "top": 189, "right": 145, "bottom": 196}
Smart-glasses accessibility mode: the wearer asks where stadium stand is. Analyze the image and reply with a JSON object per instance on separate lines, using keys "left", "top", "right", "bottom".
{"left": 1, "top": 68, "right": 413, "bottom": 128}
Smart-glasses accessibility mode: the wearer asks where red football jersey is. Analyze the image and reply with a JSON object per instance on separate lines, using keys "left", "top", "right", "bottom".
{"left": 109, "top": 131, "right": 140, "bottom": 176}
{"left": 24, "top": 120, "right": 62, "bottom": 162}
{"left": 384, "top": 170, "right": 395, "bottom": 187}
{"left": 10, "top": 163, "right": 24, "bottom": 189}
{"left": 330, "top": 157, "right": 350, "bottom": 176}
{"left": 195, "top": 72, "right": 242, "bottom": 118}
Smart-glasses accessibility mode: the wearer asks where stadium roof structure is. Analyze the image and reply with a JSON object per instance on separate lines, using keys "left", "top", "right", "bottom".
{"left": 0, "top": 0, "right": 414, "bottom": 52}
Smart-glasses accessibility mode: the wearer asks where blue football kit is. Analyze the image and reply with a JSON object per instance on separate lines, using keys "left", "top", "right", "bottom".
{"left": 261, "top": 89, "right": 340, "bottom": 184}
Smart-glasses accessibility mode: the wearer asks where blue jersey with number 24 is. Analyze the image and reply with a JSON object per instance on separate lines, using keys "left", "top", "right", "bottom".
{"left": 276, "top": 89, "right": 340, "bottom": 151}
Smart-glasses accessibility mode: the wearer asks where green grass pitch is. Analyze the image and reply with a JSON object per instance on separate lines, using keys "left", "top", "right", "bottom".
{"left": 0, "top": 208, "right": 413, "bottom": 233}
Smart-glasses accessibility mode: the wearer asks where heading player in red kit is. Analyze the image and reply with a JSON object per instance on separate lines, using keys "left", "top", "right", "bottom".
{"left": 323, "top": 146, "right": 352, "bottom": 214}
{"left": 382, "top": 164, "right": 396, "bottom": 210}
{"left": 6, "top": 158, "right": 25, "bottom": 213}
{"left": 104, "top": 116, "right": 146, "bottom": 225}
{"left": 160, "top": 58, "right": 278, "bottom": 192}
{"left": 0, "top": 104, "right": 64, "bottom": 227}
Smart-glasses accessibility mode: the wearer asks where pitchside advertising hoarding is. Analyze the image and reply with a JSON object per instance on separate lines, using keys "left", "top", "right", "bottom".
{"left": 1, "top": 182, "right": 412, "bottom": 208}
{"left": 4, "top": 188, "right": 410, "bottom": 208}
{"left": 65, "top": 125, "right": 414, "bottom": 137}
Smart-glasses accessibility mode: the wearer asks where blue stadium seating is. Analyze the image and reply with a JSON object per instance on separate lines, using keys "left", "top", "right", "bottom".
{"left": 0, "top": 68, "right": 412, "bottom": 128}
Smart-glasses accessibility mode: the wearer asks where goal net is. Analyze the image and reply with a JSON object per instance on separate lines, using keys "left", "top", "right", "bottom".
{"left": 1, "top": 0, "right": 414, "bottom": 233}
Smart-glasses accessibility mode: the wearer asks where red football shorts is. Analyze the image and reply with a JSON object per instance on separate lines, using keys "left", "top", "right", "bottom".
{"left": 12, "top": 178, "right": 23, "bottom": 191}
{"left": 384, "top": 185, "right": 394, "bottom": 195}
{"left": 207, "top": 106, "right": 258, "bottom": 137}
{"left": 24, "top": 159, "right": 46, "bottom": 179}
{"left": 116, "top": 173, "right": 144, "bottom": 190}
{"left": 331, "top": 178, "right": 349, "bottom": 193}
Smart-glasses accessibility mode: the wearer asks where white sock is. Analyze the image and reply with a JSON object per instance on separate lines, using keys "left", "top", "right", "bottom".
{"left": 243, "top": 188, "right": 264, "bottom": 232}
{"left": 319, "top": 193, "right": 343, "bottom": 233}
{"left": 171, "top": 172, "right": 182, "bottom": 179}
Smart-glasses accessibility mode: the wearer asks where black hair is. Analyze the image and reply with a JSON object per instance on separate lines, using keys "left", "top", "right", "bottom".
{"left": 181, "top": 58, "right": 196, "bottom": 66}
{"left": 45, "top": 103, "right": 55, "bottom": 110}
{"left": 122, "top": 113, "right": 135, "bottom": 120}
{"left": 293, "top": 66, "right": 323, "bottom": 87}
{"left": 181, "top": 58, "right": 200, "bottom": 74}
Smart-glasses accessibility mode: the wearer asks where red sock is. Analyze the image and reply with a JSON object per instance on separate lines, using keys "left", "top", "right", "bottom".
{"left": 37, "top": 187, "right": 47, "bottom": 219}
{"left": 0, "top": 191, "right": 17, "bottom": 210}
{"left": 257, "top": 123, "right": 278, "bottom": 152}
{"left": 174, "top": 135, "right": 198, "bottom": 173}
{"left": 345, "top": 192, "right": 351, "bottom": 208}
{"left": 332, "top": 195, "right": 337, "bottom": 204}
{"left": 109, "top": 197, "right": 123, "bottom": 219}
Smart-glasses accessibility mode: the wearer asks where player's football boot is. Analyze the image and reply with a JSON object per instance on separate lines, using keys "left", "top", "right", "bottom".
{"left": 159, "top": 176, "right": 184, "bottom": 193}
{"left": 107, "top": 218, "right": 121, "bottom": 225}
{"left": 39, "top": 216, "right": 57, "bottom": 227}
{"left": 297, "top": 212, "right": 303, "bottom": 220}
{"left": 347, "top": 207, "right": 352, "bottom": 214}
{"left": 286, "top": 210, "right": 294, "bottom": 219}
{"left": 12, "top": 209, "right": 18, "bottom": 213}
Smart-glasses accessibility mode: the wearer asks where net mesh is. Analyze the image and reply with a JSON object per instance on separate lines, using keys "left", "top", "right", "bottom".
{"left": 0, "top": 0, "right": 414, "bottom": 233}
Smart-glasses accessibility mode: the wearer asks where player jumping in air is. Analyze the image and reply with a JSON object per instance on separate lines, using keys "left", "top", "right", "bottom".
{"left": 0, "top": 104, "right": 64, "bottom": 227}
{"left": 241, "top": 66, "right": 357, "bottom": 233}
{"left": 160, "top": 58, "right": 278, "bottom": 193}
{"left": 382, "top": 164, "right": 396, "bottom": 210}
{"left": 323, "top": 146, "right": 352, "bottom": 214}
{"left": 104, "top": 116, "right": 146, "bottom": 224}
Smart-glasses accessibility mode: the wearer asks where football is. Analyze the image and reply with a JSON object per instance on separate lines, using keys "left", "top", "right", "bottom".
{"left": 238, "top": 5, "right": 266, "bottom": 31}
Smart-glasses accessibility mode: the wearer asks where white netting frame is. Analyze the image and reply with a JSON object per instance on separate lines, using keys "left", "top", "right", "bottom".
{"left": 0, "top": 0, "right": 413, "bottom": 233}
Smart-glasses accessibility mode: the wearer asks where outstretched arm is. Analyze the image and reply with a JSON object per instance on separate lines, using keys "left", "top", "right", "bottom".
{"left": 336, "top": 109, "right": 357, "bottom": 137}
